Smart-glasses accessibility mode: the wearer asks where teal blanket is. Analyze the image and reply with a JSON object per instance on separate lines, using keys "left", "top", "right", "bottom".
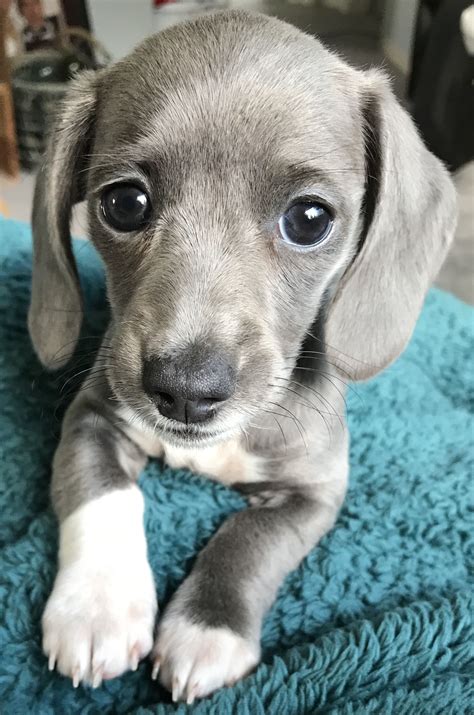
{"left": 0, "top": 216, "right": 472, "bottom": 714}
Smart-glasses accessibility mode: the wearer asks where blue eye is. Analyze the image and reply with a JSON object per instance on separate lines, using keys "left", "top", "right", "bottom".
{"left": 278, "top": 201, "right": 333, "bottom": 247}
{"left": 101, "top": 183, "right": 151, "bottom": 232}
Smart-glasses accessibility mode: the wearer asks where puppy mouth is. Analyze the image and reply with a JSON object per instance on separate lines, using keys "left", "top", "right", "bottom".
{"left": 157, "top": 421, "right": 234, "bottom": 447}
{"left": 112, "top": 381, "right": 238, "bottom": 447}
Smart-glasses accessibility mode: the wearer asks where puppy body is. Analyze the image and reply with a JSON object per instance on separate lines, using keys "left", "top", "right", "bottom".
{"left": 29, "top": 11, "right": 456, "bottom": 701}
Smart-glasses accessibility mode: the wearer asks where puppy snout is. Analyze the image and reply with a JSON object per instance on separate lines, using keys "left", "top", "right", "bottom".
{"left": 142, "top": 348, "right": 236, "bottom": 424}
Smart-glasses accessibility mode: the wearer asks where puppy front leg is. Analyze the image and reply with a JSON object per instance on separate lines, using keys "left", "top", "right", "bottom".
{"left": 153, "top": 459, "right": 347, "bottom": 703}
{"left": 43, "top": 391, "right": 157, "bottom": 687}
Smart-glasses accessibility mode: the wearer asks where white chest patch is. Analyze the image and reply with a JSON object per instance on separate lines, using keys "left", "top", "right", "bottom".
{"left": 162, "top": 439, "right": 263, "bottom": 485}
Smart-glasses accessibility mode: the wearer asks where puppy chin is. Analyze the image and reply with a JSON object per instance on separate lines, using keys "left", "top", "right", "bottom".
{"left": 157, "top": 421, "right": 237, "bottom": 449}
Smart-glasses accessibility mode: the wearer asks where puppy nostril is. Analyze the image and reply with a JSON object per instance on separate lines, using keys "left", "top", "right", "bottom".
{"left": 188, "top": 396, "right": 224, "bottom": 423}
{"left": 155, "top": 391, "right": 174, "bottom": 407}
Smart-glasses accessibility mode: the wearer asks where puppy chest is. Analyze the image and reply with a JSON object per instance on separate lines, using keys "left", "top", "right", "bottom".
{"left": 162, "top": 440, "right": 262, "bottom": 485}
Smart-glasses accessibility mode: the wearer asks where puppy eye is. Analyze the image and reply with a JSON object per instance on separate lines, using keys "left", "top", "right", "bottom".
{"left": 278, "top": 201, "right": 333, "bottom": 248}
{"left": 100, "top": 183, "right": 151, "bottom": 232}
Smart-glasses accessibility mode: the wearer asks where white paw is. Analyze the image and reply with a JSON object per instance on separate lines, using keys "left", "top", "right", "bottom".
{"left": 43, "top": 488, "right": 157, "bottom": 687}
{"left": 43, "top": 559, "right": 157, "bottom": 686}
{"left": 152, "top": 617, "right": 260, "bottom": 703}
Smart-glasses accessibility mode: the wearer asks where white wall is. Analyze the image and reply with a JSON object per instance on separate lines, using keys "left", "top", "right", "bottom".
{"left": 382, "top": 0, "right": 418, "bottom": 74}
{"left": 86, "top": 0, "right": 263, "bottom": 61}
{"left": 86, "top": 0, "right": 155, "bottom": 60}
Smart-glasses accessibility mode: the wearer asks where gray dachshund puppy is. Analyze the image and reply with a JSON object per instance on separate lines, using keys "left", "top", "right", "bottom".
{"left": 28, "top": 10, "right": 456, "bottom": 703}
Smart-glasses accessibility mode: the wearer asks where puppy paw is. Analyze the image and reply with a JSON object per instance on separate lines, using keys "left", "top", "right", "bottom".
{"left": 43, "top": 559, "right": 157, "bottom": 687}
{"left": 152, "top": 616, "right": 260, "bottom": 703}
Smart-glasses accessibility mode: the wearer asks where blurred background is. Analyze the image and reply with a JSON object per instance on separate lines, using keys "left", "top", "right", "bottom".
{"left": 1, "top": 0, "right": 473, "bottom": 302}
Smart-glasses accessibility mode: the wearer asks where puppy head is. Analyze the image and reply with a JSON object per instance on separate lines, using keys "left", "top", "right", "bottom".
{"left": 29, "top": 11, "right": 456, "bottom": 445}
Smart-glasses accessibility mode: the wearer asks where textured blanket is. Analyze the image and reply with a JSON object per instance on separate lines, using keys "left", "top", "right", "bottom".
{"left": 0, "top": 216, "right": 472, "bottom": 714}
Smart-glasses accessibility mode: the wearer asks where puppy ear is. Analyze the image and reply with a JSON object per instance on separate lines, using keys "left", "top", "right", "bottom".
{"left": 326, "top": 71, "right": 457, "bottom": 381}
{"left": 28, "top": 71, "right": 99, "bottom": 369}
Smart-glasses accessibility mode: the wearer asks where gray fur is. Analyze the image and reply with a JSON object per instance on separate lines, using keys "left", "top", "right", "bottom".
{"left": 28, "top": 10, "right": 457, "bottom": 696}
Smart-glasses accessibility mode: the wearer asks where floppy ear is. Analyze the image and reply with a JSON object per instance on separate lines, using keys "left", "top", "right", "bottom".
{"left": 28, "top": 71, "right": 99, "bottom": 369}
{"left": 326, "top": 71, "right": 457, "bottom": 381}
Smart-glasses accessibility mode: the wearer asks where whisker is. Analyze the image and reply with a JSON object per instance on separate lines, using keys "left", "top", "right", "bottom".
{"left": 283, "top": 349, "right": 357, "bottom": 380}
{"left": 304, "top": 328, "right": 378, "bottom": 372}
{"left": 274, "top": 376, "right": 344, "bottom": 417}
{"left": 266, "top": 401, "right": 308, "bottom": 455}
{"left": 282, "top": 366, "right": 350, "bottom": 414}
{"left": 60, "top": 364, "right": 114, "bottom": 394}
{"left": 271, "top": 414, "right": 288, "bottom": 455}
{"left": 274, "top": 383, "right": 331, "bottom": 439}
{"left": 239, "top": 425, "right": 251, "bottom": 451}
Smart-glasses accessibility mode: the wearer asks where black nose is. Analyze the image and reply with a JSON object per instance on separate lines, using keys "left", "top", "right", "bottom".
{"left": 142, "top": 348, "right": 236, "bottom": 424}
